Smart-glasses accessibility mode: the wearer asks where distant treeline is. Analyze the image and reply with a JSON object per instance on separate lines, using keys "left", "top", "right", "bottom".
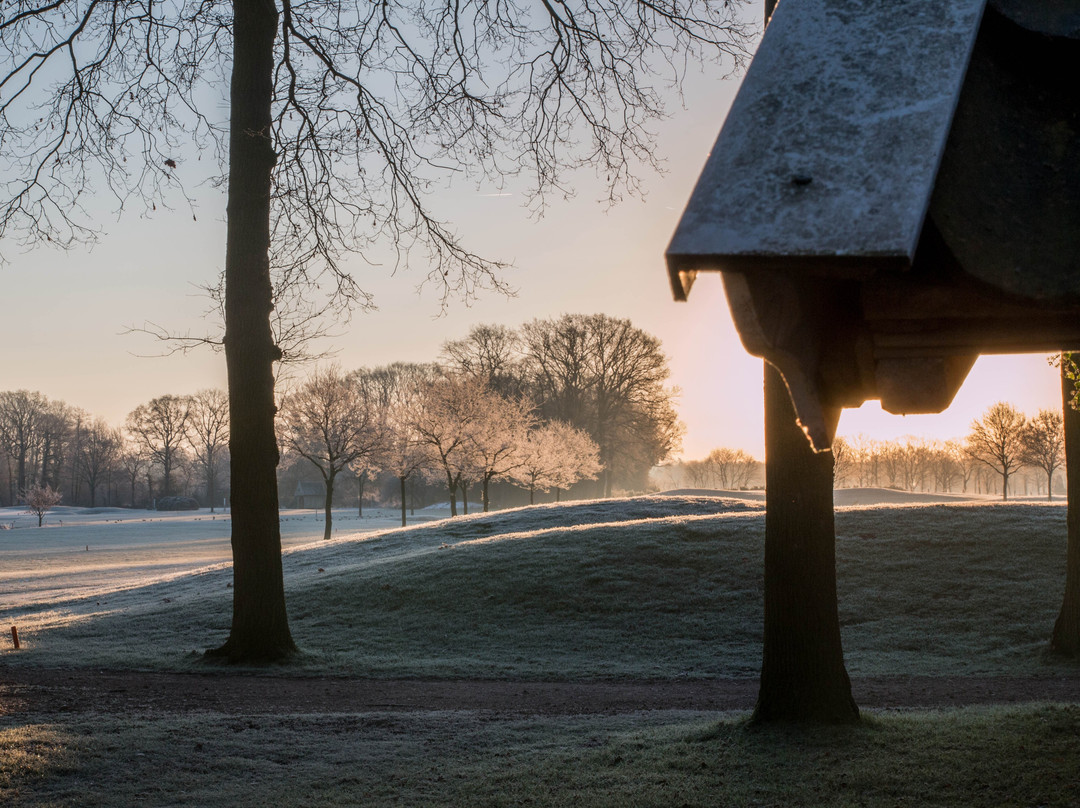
{"left": 0, "top": 314, "right": 683, "bottom": 512}
{"left": 659, "top": 402, "right": 1065, "bottom": 501}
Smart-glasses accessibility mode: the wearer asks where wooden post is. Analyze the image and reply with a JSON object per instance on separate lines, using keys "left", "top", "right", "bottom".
{"left": 10, "top": 626, "right": 19, "bottom": 650}
{"left": 753, "top": 364, "right": 858, "bottom": 723}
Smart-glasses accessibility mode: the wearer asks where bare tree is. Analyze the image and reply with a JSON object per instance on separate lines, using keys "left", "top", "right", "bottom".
{"left": 522, "top": 314, "right": 682, "bottom": 496}
{"left": 279, "top": 367, "right": 385, "bottom": 541}
{"left": 831, "top": 437, "right": 853, "bottom": 488}
{"left": 35, "top": 400, "right": 74, "bottom": 492}
{"left": 23, "top": 483, "right": 62, "bottom": 527}
{"left": 2, "top": 0, "right": 750, "bottom": 662}
{"left": 441, "top": 325, "right": 527, "bottom": 399}
{"left": 126, "top": 395, "right": 192, "bottom": 500}
{"left": 80, "top": 419, "right": 122, "bottom": 508}
{"left": 966, "top": 402, "right": 1027, "bottom": 501}
{"left": 930, "top": 441, "right": 962, "bottom": 493}
{"left": 706, "top": 446, "right": 758, "bottom": 490}
{"left": 0, "top": 390, "right": 48, "bottom": 495}
{"left": 187, "top": 389, "right": 230, "bottom": 512}
{"left": 363, "top": 363, "right": 438, "bottom": 527}
{"left": 1021, "top": 409, "right": 1064, "bottom": 501}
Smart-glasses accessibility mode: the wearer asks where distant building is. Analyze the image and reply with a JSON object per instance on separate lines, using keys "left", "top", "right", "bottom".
{"left": 293, "top": 480, "right": 326, "bottom": 510}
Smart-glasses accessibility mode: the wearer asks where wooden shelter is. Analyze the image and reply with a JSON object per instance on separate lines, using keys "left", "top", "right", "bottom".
{"left": 667, "top": 0, "right": 1080, "bottom": 449}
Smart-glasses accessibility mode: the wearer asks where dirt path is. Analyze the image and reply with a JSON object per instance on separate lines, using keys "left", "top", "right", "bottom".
{"left": 3, "top": 667, "right": 1079, "bottom": 717}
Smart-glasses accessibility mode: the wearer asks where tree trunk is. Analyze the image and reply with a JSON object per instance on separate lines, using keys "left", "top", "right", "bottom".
{"left": 358, "top": 474, "right": 364, "bottom": 517}
{"left": 323, "top": 473, "right": 334, "bottom": 541}
{"left": 482, "top": 474, "right": 491, "bottom": 512}
{"left": 1052, "top": 361, "right": 1080, "bottom": 654}
{"left": 462, "top": 481, "right": 469, "bottom": 515}
{"left": 400, "top": 476, "right": 407, "bottom": 527}
{"left": 208, "top": 457, "right": 217, "bottom": 513}
{"left": 1002, "top": 469, "right": 1009, "bottom": 501}
{"left": 1047, "top": 469, "right": 1054, "bottom": 502}
{"left": 206, "top": 0, "right": 296, "bottom": 663}
{"left": 752, "top": 363, "right": 858, "bottom": 724}
{"left": 447, "top": 471, "right": 458, "bottom": 516}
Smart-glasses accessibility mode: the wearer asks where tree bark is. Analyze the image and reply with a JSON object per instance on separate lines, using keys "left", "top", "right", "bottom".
{"left": 446, "top": 471, "right": 458, "bottom": 516}
{"left": 323, "top": 474, "right": 335, "bottom": 541}
{"left": 1052, "top": 361, "right": 1080, "bottom": 654}
{"left": 206, "top": 0, "right": 296, "bottom": 663}
{"left": 400, "top": 476, "right": 407, "bottom": 527}
{"left": 752, "top": 363, "right": 858, "bottom": 724}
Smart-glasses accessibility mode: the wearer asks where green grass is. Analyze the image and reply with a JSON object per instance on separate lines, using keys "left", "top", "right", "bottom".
{"left": 4, "top": 705, "right": 1080, "bottom": 806}
{"left": 2, "top": 498, "right": 1076, "bottom": 678}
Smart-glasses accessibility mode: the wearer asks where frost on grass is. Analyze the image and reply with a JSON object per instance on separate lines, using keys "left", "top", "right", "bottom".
{"left": 1, "top": 494, "right": 1073, "bottom": 679}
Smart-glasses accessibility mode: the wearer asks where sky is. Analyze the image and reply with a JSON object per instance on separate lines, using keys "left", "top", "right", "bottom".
{"left": 0, "top": 2, "right": 1065, "bottom": 461}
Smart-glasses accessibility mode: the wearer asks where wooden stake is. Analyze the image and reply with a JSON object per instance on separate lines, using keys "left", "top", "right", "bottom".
{"left": 10, "top": 626, "right": 19, "bottom": 650}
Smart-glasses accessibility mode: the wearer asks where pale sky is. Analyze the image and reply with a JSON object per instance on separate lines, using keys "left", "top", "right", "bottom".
{"left": 0, "top": 4, "right": 1065, "bottom": 460}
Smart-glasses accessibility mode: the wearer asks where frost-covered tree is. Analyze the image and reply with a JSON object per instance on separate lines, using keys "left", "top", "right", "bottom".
{"left": 23, "top": 483, "right": 62, "bottom": 527}
{"left": 411, "top": 374, "right": 493, "bottom": 517}
{"left": 512, "top": 421, "right": 601, "bottom": 503}
{"left": 363, "top": 363, "right": 438, "bottom": 527}
{"left": 467, "top": 395, "right": 535, "bottom": 512}
{"left": 279, "top": 367, "right": 385, "bottom": 541}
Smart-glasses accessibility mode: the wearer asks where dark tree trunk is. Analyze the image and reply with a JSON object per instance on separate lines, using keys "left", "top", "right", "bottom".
{"left": 208, "top": 455, "right": 217, "bottom": 513}
{"left": 752, "top": 364, "right": 858, "bottom": 724}
{"left": 358, "top": 474, "right": 364, "bottom": 517}
{"left": 1053, "top": 361, "right": 1080, "bottom": 654}
{"left": 323, "top": 473, "right": 334, "bottom": 541}
{"left": 400, "top": 476, "right": 407, "bottom": 527}
{"left": 1002, "top": 470, "right": 1009, "bottom": 501}
{"left": 462, "top": 482, "right": 469, "bottom": 515}
{"left": 206, "top": 0, "right": 296, "bottom": 663}
{"left": 162, "top": 453, "right": 173, "bottom": 498}
{"left": 446, "top": 471, "right": 458, "bottom": 516}
{"left": 482, "top": 474, "right": 491, "bottom": 512}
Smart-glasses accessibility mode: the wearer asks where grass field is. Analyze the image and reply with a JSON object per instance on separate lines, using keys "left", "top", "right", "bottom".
{"left": 3, "top": 493, "right": 1079, "bottom": 806}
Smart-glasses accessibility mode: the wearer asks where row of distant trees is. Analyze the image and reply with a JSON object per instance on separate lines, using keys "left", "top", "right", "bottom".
{"left": 0, "top": 314, "right": 683, "bottom": 517}
{"left": 0, "top": 388, "right": 229, "bottom": 511}
{"left": 278, "top": 314, "right": 682, "bottom": 536}
{"left": 833, "top": 403, "right": 1063, "bottom": 500}
{"left": 663, "top": 402, "right": 1064, "bottom": 501}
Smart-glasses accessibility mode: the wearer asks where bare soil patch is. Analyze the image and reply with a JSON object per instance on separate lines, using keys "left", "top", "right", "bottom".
{"left": 3, "top": 667, "right": 1078, "bottom": 718}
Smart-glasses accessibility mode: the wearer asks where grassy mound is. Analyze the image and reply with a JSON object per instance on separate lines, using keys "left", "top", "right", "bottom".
{"left": 2, "top": 496, "right": 1074, "bottom": 678}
